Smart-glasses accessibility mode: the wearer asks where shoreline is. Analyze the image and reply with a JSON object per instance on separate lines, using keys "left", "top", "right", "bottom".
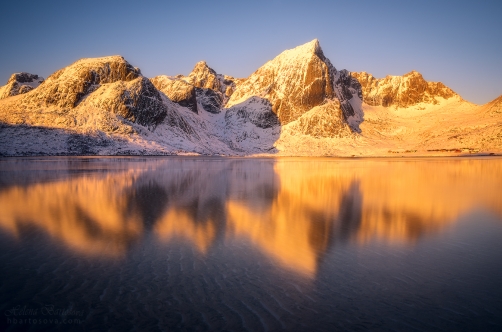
{"left": 1, "top": 152, "right": 501, "bottom": 159}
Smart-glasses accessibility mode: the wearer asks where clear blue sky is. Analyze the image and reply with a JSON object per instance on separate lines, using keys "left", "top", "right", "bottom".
{"left": 1, "top": 0, "right": 501, "bottom": 104}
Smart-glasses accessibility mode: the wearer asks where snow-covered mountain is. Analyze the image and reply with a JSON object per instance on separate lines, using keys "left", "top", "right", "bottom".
{"left": 351, "top": 70, "right": 458, "bottom": 107}
{"left": 150, "top": 61, "right": 237, "bottom": 115}
{"left": 0, "top": 40, "right": 500, "bottom": 156}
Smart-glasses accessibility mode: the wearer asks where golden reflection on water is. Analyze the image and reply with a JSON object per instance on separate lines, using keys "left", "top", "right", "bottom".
{"left": 155, "top": 209, "right": 216, "bottom": 254}
{"left": 353, "top": 159, "right": 502, "bottom": 244}
{"left": 0, "top": 158, "right": 501, "bottom": 276}
{"left": 0, "top": 170, "right": 145, "bottom": 257}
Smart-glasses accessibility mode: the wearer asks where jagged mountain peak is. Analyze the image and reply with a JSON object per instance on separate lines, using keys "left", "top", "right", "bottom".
{"left": 309, "top": 38, "right": 320, "bottom": 48}
{"left": 226, "top": 39, "right": 339, "bottom": 124}
{"left": 390, "top": 70, "right": 432, "bottom": 83}
{"left": 225, "top": 39, "right": 363, "bottom": 130}
{"left": 283, "top": 39, "right": 324, "bottom": 59}
{"left": 268, "top": 39, "right": 326, "bottom": 66}
{"left": 151, "top": 60, "right": 234, "bottom": 114}
{"left": 191, "top": 61, "right": 216, "bottom": 74}
{"left": 2, "top": 44, "right": 498, "bottom": 157}
{"left": 186, "top": 60, "right": 219, "bottom": 90}
{"left": 404, "top": 70, "right": 421, "bottom": 77}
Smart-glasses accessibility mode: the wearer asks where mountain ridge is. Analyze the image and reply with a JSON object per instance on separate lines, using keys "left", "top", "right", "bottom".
{"left": 0, "top": 39, "right": 500, "bottom": 156}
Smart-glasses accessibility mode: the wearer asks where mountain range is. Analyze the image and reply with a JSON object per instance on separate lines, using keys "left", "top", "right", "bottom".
{"left": 0, "top": 39, "right": 500, "bottom": 156}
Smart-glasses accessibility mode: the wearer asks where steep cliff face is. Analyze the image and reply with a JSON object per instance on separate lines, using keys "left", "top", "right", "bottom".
{"left": 0, "top": 73, "right": 44, "bottom": 99}
{"left": 351, "top": 70, "right": 458, "bottom": 107}
{"left": 227, "top": 39, "right": 336, "bottom": 124}
{"left": 332, "top": 69, "right": 364, "bottom": 131}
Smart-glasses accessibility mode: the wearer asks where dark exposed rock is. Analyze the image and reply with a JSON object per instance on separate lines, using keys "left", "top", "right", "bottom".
{"left": 225, "top": 97, "right": 279, "bottom": 129}
{"left": 196, "top": 88, "right": 223, "bottom": 114}
{"left": 11, "top": 73, "right": 42, "bottom": 84}
{"left": 332, "top": 69, "right": 363, "bottom": 120}
{"left": 0, "top": 41, "right": 498, "bottom": 156}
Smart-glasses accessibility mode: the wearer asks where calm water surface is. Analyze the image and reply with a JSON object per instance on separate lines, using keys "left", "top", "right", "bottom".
{"left": 0, "top": 156, "right": 501, "bottom": 331}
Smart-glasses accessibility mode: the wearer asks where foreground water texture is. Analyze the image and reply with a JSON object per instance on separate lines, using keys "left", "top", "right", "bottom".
{"left": 0, "top": 157, "right": 501, "bottom": 331}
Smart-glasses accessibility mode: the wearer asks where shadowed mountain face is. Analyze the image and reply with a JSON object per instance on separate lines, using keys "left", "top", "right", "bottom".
{"left": 1, "top": 157, "right": 501, "bottom": 277}
{"left": 0, "top": 39, "right": 500, "bottom": 156}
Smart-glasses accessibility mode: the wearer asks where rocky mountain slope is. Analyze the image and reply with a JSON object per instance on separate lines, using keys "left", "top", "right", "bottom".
{"left": 351, "top": 70, "right": 458, "bottom": 108}
{"left": 0, "top": 56, "right": 168, "bottom": 127}
{"left": 227, "top": 40, "right": 335, "bottom": 123}
{"left": 0, "top": 40, "right": 500, "bottom": 156}
{"left": 0, "top": 73, "right": 44, "bottom": 100}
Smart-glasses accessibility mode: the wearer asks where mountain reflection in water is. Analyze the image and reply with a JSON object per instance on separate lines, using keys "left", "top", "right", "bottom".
{"left": 0, "top": 157, "right": 501, "bottom": 277}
